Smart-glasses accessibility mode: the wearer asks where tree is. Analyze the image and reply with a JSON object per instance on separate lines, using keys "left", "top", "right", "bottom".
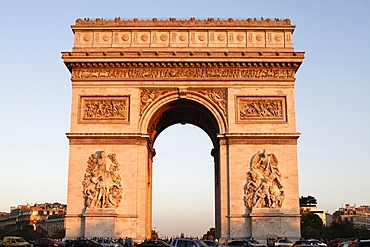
{"left": 300, "top": 196, "right": 318, "bottom": 206}
{"left": 203, "top": 227, "right": 215, "bottom": 240}
{"left": 301, "top": 213, "right": 324, "bottom": 239}
{"left": 324, "top": 219, "right": 370, "bottom": 240}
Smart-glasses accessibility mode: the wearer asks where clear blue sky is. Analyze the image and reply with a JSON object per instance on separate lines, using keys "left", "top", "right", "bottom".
{"left": 1, "top": 0, "right": 369, "bottom": 238}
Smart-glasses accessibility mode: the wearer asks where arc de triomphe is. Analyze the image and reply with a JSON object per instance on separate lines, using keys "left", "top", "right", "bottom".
{"left": 62, "top": 17, "right": 304, "bottom": 242}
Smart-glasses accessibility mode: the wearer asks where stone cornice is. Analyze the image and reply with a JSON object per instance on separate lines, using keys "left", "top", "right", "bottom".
{"left": 66, "top": 132, "right": 151, "bottom": 145}
{"left": 220, "top": 133, "right": 301, "bottom": 139}
{"left": 62, "top": 51, "right": 304, "bottom": 62}
{"left": 218, "top": 133, "right": 300, "bottom": 145}
{"left": 63, "top": 60, "right": 302, "bottom": 81}
{"left": 73, "top": 17, "right": 294, "bottom": 29}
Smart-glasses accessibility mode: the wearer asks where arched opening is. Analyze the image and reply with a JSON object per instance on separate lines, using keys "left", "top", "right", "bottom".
{"left": 152, "top": 124, "right": 214, "bottom": 237}
{"left": 147, "top": 98, "right": 222, "bottom": 238}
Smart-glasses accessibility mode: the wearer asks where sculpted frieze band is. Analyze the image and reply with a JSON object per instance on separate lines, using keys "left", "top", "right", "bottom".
{"left": 72, "top": 67, "right": 295, "bottom": 80}
{"left": 81, "top": 96, "right": 129, "bottom": 122}
{"left": 237, "top": 96, "right": 286, "bottom": 121}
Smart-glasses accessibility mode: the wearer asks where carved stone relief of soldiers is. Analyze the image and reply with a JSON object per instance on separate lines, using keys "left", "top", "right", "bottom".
{"left": 82, "top": 151, "right": 123, "bottom": 209}
{"left": 243, "top": 150, "right": 284, "bottom": 209}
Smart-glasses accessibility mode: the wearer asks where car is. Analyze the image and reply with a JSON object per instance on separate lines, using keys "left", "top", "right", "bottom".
{"left": 227, "top": 241, "right": 253, "bottom": 247}
{"left": 2, "top": 237, "right": 30, "bottom": 247}
{"left": 136, "top": 240, "right": 170, "bottom": 247}
{"left": 95, "top": 239, "right": 121, "bottom": 247}
{"left": 338, "top": 241, "right": 355, "bottom": 247}
{"left": 304, "top": 239, "right": 326, "bottom": 247}
{"left": 351, "top": 240, "right": 370, "bottom": 247}
{"left": 72, "top": 240, "right": 104, "bottom": 247}
{"left": 203, "top": 240, "right": 224, "bottom": 247}
{"left": 329, "top": 239, "right": 348, "bottom": 247}
{"left": 274, "top": 239, "right": 293, "bottom": 247}
{"left": 34, "top": 239, "right": 61, "bottom": 247}
{"left": 293, "top": 240, "right": 321, "bottom": 247}
{"left": 61, "top": 240, "right": 74, "bottom": 247}
{"left": 247, "top": 240, "right": 266, "bottom": 247}
{"left": 170, "top": 238, "right": 208, "bottom": 247}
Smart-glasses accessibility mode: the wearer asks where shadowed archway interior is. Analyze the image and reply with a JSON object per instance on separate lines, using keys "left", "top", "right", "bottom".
{"left": 149, "top": 99, "right": 221, "bottom": 146}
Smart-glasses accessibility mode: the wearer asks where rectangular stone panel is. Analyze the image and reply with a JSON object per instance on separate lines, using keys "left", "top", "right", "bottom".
{"left": 92, "top": 31, "right": 113, "bottom": 47}
{"left": 74, "top": 31, "right": 93, "bottom": 48}
{"left": 150, "top": 31, "right": 170, "bottom": 47}
{"left": 131, "top": 31, "right": 151, "bottom": 47}
{"left": 236, "top": 96, "right": 287, "bottom": 123}
{"left": 208, "top": 31, "right": 227, "bottom": 47}
{"left": 78, "top": 96, "right": 130, "bottom": 123}
{"left": 227, "top": 31, "right": 247, "bottom": 47}
{"left": 189, "top": 31, "right": 208, "bottom": 47}
{"left": 169, "top": 31, "right": 189, "bottom": 47}
{"left": 112, "top": 31, "right": 132, "bottom": 47}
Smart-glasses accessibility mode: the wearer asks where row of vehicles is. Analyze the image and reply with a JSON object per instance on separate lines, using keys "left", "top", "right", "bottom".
{"left": 1, "top": 238, "right": 369, "bottom": 247}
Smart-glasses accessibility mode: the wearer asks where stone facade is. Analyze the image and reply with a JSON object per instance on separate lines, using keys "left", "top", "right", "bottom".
{"left": 62, "top": 17, "right": 304, "bottom": 242}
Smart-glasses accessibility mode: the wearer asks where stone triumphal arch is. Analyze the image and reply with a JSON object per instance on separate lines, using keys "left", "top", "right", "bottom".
{"left": 62, "top": 17, "right": 304, "bottom": 242}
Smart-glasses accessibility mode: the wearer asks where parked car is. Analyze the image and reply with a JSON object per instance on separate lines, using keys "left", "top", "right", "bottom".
{"left": 247, "top": 240, "right": 266, "bottom": 247}
{"left": 61, "top": 240, "right": 74, "bottom": 247}
{"left": 34, "top": 239, "right": 61, "bottom": 247}
{"left": 137, "top": 240, "right": 170, "bottom": 247}
{"left": 95, "top": 239, "right": 121, "bottom": 247}
{"left": 338, "top": 241, "right": 356, "bottom": 247}
{"left": 330, "top": 239, "right": 348, "bottom": 247}
{"left": 304, "top": 239, "right": 327, "bottom": 247}
{"left": 72, "top": 240, "right": 104, "bottom": 247}
{"left": 351, "top": 240, "right": 370, "bottom": 247}
{"left": 203, "top": 240, "right": 224, "bottom": 247}
{"left": 227, "top": 241, "right": 253, "bottom": 247}
{"left": 2, "top": 237, "right": 30, "bottom": 247}
{"left": 170, "top": 238, "right": 208, "bottom": 247}
{"left": 274, "top": 239, "right": 293, "bottom": 247}
{"left": 350, "top": 239, "right": 370, "bottom": 247}
{"left": 293, "top": 240, "right": 321, "bottom": 247}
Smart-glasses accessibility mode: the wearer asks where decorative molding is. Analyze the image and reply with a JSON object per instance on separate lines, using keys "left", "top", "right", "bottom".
{"left": 244, "top": 150, "right": 284, "bottom": 210}
{"left": 236, "top": 96, "right": 286, "bottom": 122}
{"left": 79, "top": 96, "right": 129, "bottom": 123}
{"left": 74, "top": 17, "right": 293, "bottom": 27}
{"left": 82, "top": 151, "right": 122, "bottom": 209}
{"left": 71, "top": 66, "right": 296, "bottom": 80}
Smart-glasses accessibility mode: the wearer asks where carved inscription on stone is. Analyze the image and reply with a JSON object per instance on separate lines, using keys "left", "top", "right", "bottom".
{"left": 82, "top": 151, "right": 123, "bottom": 209}
{"left": 72, "top": 67, "right": 295, "bottom": 80}
{"left": 237, "top": 96, "right": 286, "bottom": 122}
{"left": 244, "top": 150, "right": 284, "bottom": 209}
{"left": 80, "top": 96, "right": 129, "bottom": 122}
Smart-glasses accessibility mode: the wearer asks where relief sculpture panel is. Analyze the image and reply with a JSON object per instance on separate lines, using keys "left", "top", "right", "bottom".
{"left": 244, "top": 150, "right": 284, "bottom": 209}
{"left": 80, "top": 96, "right": 129, "bottom": 123}
{"left": 82, "top": 151, "right": 123, "bottom": 209}
{"left": 236, "top": 96, "right": 286, "bottom": 122}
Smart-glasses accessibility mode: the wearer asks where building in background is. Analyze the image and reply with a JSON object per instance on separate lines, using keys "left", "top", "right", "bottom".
{"left": 0, "top": 203, "right": 66, "bottom": 237}
{"left": 333, "top": 204, "right": 370, "bottom": 230}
